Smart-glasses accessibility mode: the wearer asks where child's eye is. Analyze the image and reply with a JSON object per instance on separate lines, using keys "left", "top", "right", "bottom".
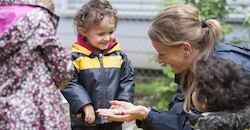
{"left": 109, "top": 31, "right": 114, "bottom": 34}
{"left": 98, "top": 33, "right": 105, "bottom": 36}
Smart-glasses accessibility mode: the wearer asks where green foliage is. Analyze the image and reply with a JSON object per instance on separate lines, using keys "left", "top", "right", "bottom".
{"left": 196, "top": 0, "right": 233, "bottom": 34}
{"left": 222, "top": 23, "right": 233, "bottom": 34}
{"left": 154, "top": 66, "right": 177, "bottom": 110}
{"left": 135, "top": 81, "right": 159, "bottom": 96}
{"left": 134, "top": 66, "right": 177, "bottom": 110}
{"left": 197, "top": 0, "right": 228, "bottom": 20}
{"left": 134, "top": 81, "right": 159, "bottom": 107}
{"left": 239, "top": 3, "right": 250, "bottom": 28}
{"left": 231, "top": 37, "right": 248, "bottom": 44}
{"left": 244, "top": 13, "right": 250, "bottom": 27}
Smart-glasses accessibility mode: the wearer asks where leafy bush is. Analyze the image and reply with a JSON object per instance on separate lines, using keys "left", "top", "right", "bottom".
{"left": 135, "top": 66, "right": 177, "bottom": 110}
{"left": 154, "top": 66, "right": 177, "bottom": 110}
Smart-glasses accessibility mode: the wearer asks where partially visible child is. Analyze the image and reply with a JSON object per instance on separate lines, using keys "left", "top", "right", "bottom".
{"left": 187, "top": 57, "right": 250, "bottom": 130}
{"left": 0, "top": 0, "right": 73, "bottom": 129}
{"left": 61, "top": 0, "right": 135, "bottom": 130}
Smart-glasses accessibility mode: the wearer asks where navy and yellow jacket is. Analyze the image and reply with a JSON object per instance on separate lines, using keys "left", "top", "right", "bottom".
{"left": 61, "top": 42, "right": 135, "bottom": 126}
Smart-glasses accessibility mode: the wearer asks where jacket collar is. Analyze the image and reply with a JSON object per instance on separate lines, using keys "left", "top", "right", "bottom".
{"left": 72, "top": 35, "right": 121, "bottom": 56}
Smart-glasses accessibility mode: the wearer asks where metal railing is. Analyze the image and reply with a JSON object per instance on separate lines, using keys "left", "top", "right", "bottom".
{"left": 226, "top": 0, "right": 250, "bottom": 22}
{"left": 54, "top": 0, "right": 250, "bottom": 21}
{"left": 54, "top": 0, "right": 163, "bottom": 19}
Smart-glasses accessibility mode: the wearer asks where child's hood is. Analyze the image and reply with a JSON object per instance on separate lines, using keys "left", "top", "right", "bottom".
{"left": 0, "top": 0, "right": 59, "bottom": 62}
{"left": 0, "top": 0, "right": 55, "bottom": 13}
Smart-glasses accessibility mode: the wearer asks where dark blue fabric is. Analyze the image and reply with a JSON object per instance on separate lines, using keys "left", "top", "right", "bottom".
{"left": 136, "top": 43, "right": 250, "bottom": 130}
{"left": 213, "top": 43, "right": 250, "bottom": 73}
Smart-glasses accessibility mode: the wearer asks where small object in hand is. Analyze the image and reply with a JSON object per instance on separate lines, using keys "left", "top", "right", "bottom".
{"left": 76, "top": 113, "right": 82, "bottom": 119}
{"left": 113, "top": 112, "right": 125, "bottom": 115}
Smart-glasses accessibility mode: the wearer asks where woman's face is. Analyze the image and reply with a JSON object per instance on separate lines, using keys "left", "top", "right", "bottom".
{"left": 151, "top": 40, "right": 193, "bottom": 74}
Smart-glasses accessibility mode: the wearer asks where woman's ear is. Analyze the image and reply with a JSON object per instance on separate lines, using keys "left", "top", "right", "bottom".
{"left": 79, "top": 27, "right": 87, "bottom": 37}
{"left": 181, "top": 42, "right": 192, "bottom": 56}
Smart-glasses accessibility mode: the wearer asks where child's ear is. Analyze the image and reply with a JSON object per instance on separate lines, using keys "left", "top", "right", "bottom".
{"left": 79, "top": 27, "right": 87, "bottom": 37}
{"left": 202, "top": 98, "right": 208, "bottom": 111}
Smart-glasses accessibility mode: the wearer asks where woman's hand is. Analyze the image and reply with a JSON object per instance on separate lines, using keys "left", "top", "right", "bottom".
{"left": 109, "top": 100, "right": 135, "bottom": 110}
{"left": 83, "top": 104, "right": 95, "bottom": 124}
{"left": 97, "top": 100, "right": 150, "bottom": 122}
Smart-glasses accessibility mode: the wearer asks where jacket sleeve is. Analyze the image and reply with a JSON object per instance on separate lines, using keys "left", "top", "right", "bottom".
{"left": 38, "top": 38, "right": 73, "bottom": 89}
{"left": 136, "top": 109, "right": 192, "bottom": 130}
{"left": 136, "top": 74, "right": 192, "bottom": 130}
{"left": 61, "top": 54, "right": 92, "bottom": 114}
{"left": 116, "top": 51, "right": 135, "bottom": 103}
{"left": 36, "top": 15, "right": 73, "bottom": 89}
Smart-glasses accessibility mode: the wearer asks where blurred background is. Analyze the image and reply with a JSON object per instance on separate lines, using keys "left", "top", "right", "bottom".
{"left": 54, "top": 0, "right": 250, "bottom": 80}
{"left": 54, "top": 0, "right": 250, "bottom": 129}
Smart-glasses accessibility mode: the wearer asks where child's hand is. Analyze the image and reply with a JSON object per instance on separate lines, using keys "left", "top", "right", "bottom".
{"left": 83, "top": 104, "right": 95, "bottom": 124}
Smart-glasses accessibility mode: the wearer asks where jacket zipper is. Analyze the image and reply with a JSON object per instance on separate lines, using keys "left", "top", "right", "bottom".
{"left": 98, "top": 53, "right": 106, "bottom": 108}
{"left": 98, "top": 53, "right": 104, "bottom": 68}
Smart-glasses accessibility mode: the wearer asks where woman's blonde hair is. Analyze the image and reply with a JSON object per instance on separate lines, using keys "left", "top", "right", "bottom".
{"left": 148, "top": 4, "right": 222, "bottom": 112}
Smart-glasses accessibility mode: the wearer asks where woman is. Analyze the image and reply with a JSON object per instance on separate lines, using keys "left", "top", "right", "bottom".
{"left": 97, "top": 4, "right": 250, "bottom": 130}
{"left": 0, "top": 0, "right": 73, "bottom": 129}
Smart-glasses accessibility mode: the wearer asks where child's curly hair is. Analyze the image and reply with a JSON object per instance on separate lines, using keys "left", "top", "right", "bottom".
{"left": 194, "top": 57, "right": 250, "bottom": 112}
{"left": 74, "top": 0, "right": 117, "bottom": 31}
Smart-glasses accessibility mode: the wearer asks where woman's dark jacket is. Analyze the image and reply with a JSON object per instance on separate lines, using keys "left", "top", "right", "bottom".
{"left": 136, "top": 42, "right": 250, "bottom": 130}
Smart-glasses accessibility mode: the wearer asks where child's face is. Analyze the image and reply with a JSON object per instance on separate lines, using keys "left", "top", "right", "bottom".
{"left": 192, "top": 92, "right": 207, "bottom": 112}
{"left": 80, "top": 16, "right": 116, "bottom": 51}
